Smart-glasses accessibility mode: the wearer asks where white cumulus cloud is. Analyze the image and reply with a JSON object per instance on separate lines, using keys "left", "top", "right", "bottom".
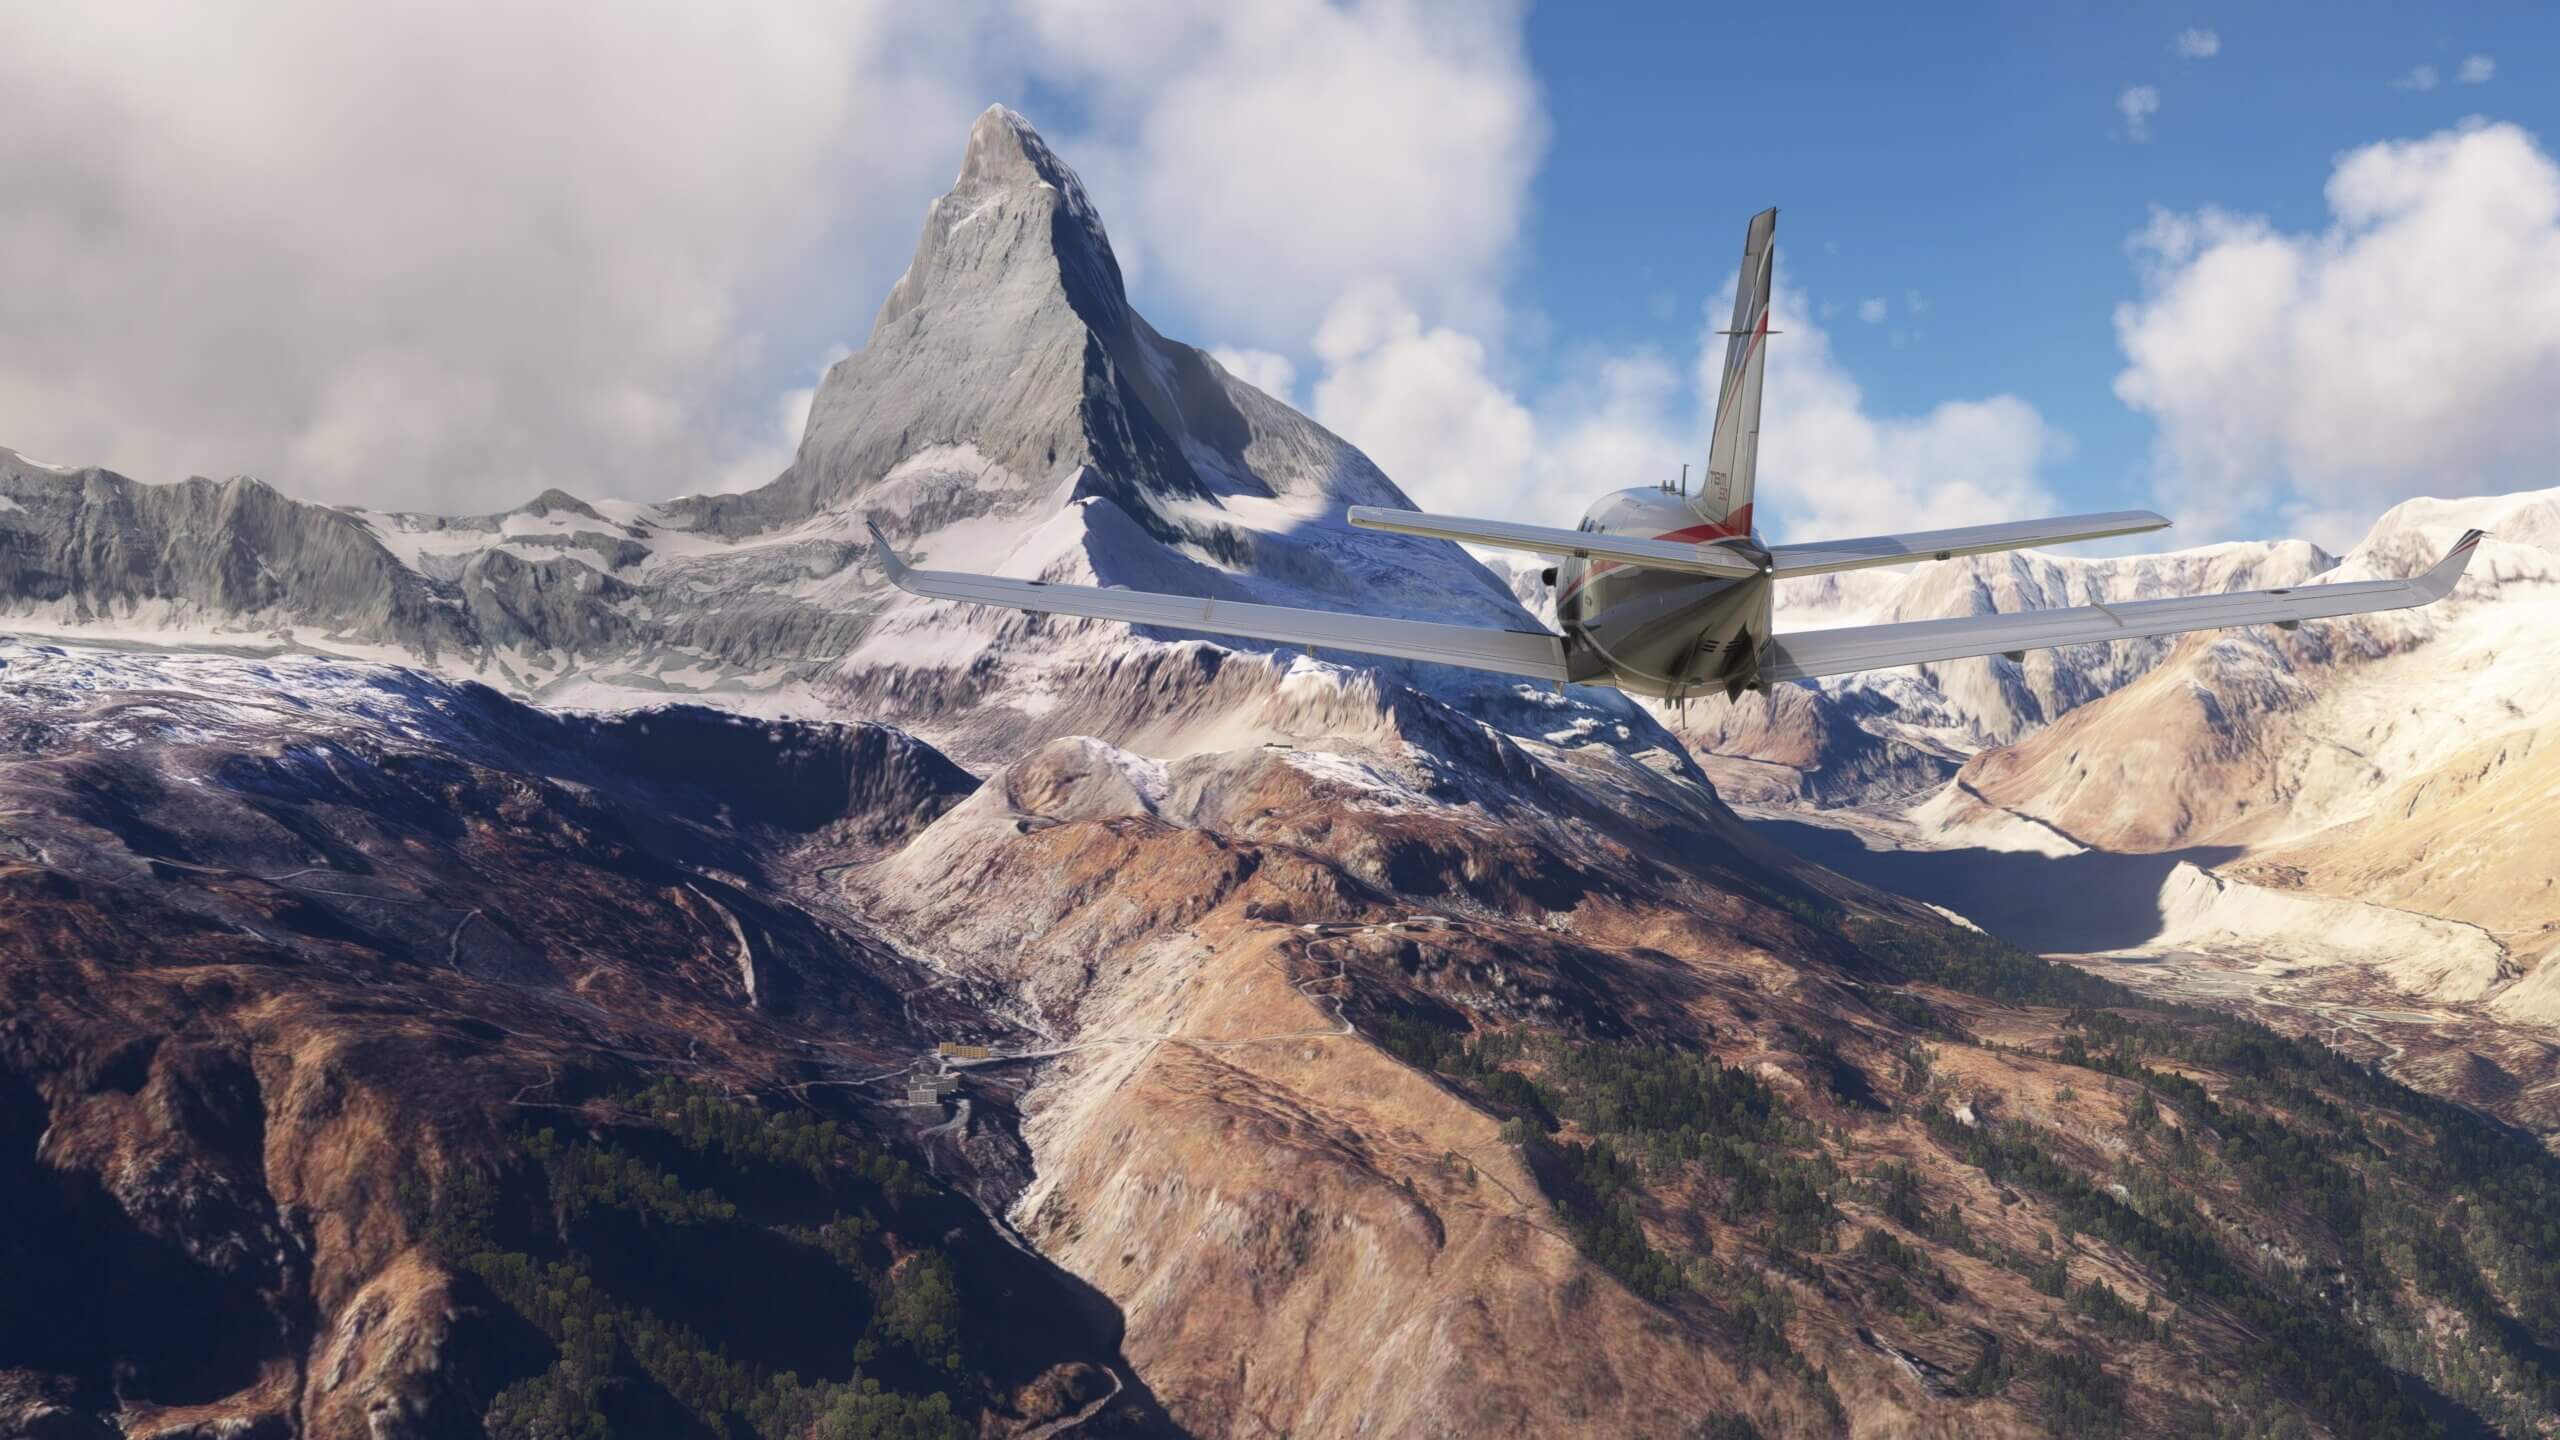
{"left": 2114, "top": 121, "right": 2560, "bottom": 544}
{"left": 2174, "top": 28, "right": 2220, "bottom": 59}
{"left": 1306, "top": 285, "right": 1732, "bottom": 534}
{"left": 1208, "top": 347, "right": 1300, "bottom": 406}
{"left": 2458, "top": 54, "right": 2496, "bottom": 84}
{"left": 714, "top": 346, "right": 852, "bottom": 495}
{"left": 1308, "top": 285, "right": 1546, "bottom": 520}
{"left": 1306, "top": 277, "right": 2067, "bottom": 542}
{"left": 2392, "top": 64, "right": 2440, "bottom": 91}
{"left": 2119, "top": 85, "right": 2162, "bottom": 141}
{"left": 0, "top": 0, "right": 1011, "bottom": 513}
{"left": 1858, "top": 297, "right": 1891, "bottom": 324}
{"left": 1018, "top": 0, "right": 1544, "bottom": 347}
{"left": 1758, "top": 287, "right": 2066, "bottom": 540}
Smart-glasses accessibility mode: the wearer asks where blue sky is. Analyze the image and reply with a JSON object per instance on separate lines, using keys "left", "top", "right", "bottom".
{"left": 1499, "top": 1, "right": 2552, "bottom": 523}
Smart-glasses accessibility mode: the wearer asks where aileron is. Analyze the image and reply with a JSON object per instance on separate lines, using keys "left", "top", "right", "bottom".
{"left": 1765, "top": 530, "right": 2484, "bottom": 683}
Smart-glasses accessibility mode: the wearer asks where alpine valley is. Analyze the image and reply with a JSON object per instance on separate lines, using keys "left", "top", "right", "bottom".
{"left": 7, "top": 107, "right": 2560, "bottom": 1440}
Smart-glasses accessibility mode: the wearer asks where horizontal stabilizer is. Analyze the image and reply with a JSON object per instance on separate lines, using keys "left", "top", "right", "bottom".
{"left": 1765, "top": 510, "right": 2171, "bottom": 578}
{"left": 868, "top": 523, "right": 1570, "bottom": 683}
{"left": 1346, "top": 505, "right": 1764, "bottom": 579}
{"left": 1765, "top": 529, "right": 2484, "bottom": 683}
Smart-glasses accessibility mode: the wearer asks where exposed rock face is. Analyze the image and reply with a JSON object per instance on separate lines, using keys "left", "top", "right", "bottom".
{"left": 0, "top": 458, "right": 471, "bottom": 654}
{"left": 1926, "top": 494, "right": 2560, "bottom": 976}
{"left": 836, "top": 705, "right": 2560, "bottom": 1438}
{"left": 1683, "top": 537, "right": 2336, "bottom": 809}
{"left": 1768, "top": 493, "right": 2560, "bottom": 1144}
{"left": 20, "top": 636, "right": 2560, "bottom": 1437}
{"left": 683, "top": 107, "right": 1355, "bottom": 543}
{"left": 1673, "top": 682, "right": 1960, "bottom": 807}
{"left": 852, "top": 732, "right": 1818, "bottom": 1435}
{"left": 0, "top": 644, "right": 1158, "bottom": 1439}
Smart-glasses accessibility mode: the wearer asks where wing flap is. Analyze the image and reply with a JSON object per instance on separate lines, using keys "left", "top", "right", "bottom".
{"left": 869, "top": 523, "right": 1570, "bottom": 683}
{"left": 1346, "top": 505, "right": 1763, "bottom": 579}
{"left": 1765, "top": 510, "right": 2171, "bottom": 578}
{"left": 1766, "top": 529, "right": 2484, "bottom": 683}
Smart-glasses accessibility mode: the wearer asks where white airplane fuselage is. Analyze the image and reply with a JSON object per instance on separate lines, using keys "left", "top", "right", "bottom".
{"left": 1556, "top": 486, "right": 1774, "bottom": 700}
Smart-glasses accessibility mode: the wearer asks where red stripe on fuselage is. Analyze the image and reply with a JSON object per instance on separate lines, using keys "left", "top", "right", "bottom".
{"left": 1554, "top": 504, "right": 1756, "bottom": 606}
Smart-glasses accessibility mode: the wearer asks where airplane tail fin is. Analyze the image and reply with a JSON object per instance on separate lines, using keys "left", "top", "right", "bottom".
{"left": 1697, "top": 208, "right": 1777, "bottom": 538}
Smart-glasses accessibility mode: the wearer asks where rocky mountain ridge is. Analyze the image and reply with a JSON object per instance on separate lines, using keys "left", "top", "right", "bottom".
{"left": 19, "top": 626, "right": 2560, "bottom": 1438}
{"left": 1665, "top": 533, "right": 2340, "bottom": 806}
{"left": 1718, "top": 490, "right": 2560, "bottom": 1146}
{"left": 1918, "top": 493, "right": 2560, "bottom": 1002}
{"left": 0, "top": 106, "right": 1553, "bottom": 771}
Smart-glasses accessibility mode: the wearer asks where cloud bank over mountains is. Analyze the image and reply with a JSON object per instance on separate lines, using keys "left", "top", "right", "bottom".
{"left": 2116, "top": 121, "right": 2560, "bottom": 545}
{"left": 2, "top": 2, "right": 2552, "bottom": 553}
{"left": 0, "top": 0, "right": 999, "bottom": 513}
{"left": 0, "top": 0, "right": 1545, "bottom": 514}
{"left": 1015, "top": 0, "right": 1545, "bottom": 348}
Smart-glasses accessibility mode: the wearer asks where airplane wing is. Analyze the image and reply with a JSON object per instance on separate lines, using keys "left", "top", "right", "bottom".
{"left": 1763, "top": 529, "right": 2483, "bottom": 683}
{"left": 1764, "top": 510, "right": 2170, "bottom": 578}
{"left": 1345, "top": 505, "right": 1764, "bottom": 579}
{"left": 868, "top": 523, "right": 1571, "bottom": 683}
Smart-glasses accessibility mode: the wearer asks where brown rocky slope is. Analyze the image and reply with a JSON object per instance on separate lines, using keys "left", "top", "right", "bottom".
{"left": 0, "top": 645, "right": 1172, "bottom": 1439}
{"left": 14, "top": 639, "right": 2560, "bottom": 1435}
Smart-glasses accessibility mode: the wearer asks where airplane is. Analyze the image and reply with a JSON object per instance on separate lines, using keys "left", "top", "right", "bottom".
{"left": 869, "top": 209, "right": 2482, "bottom": 702}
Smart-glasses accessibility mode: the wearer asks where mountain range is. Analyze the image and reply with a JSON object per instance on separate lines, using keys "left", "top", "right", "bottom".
{"left": 0, "top": 106, "right": 1548, "bottom": 767}
{"left": 7, "top": 105, "right": 2560, "bottom": 1440}
{"left": 1661, "top": 488, "right": 2560, "bottom": 1136}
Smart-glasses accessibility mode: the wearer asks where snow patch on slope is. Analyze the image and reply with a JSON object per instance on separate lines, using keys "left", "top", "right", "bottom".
{"left": 2151, "top": 862, "right": 2511, "bottom": 1004}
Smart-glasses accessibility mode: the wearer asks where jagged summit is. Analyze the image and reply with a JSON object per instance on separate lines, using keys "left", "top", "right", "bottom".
{"left": 681, "top": 100, "right": 1414, "bottom": 549}
{"left": 954, "top": 103, "right": 1088, "bottom": 195}
{"left": 673, "top": 102, "right": 1484, "bottom": 656}
{"left": 873, "top": 104, "right": 1128, "bottom": 340}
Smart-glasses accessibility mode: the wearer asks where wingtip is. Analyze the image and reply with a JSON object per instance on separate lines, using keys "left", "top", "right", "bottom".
{"left": 865, "top": 518, "right": 915, "bottom": 589}
{"left": 2417, "top": 526, "right": 2489, "bottom": 599}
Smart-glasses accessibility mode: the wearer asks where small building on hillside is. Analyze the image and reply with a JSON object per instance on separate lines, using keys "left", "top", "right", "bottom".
{"left": 904, "top": 1069, "right": 962, "bottom": 1111}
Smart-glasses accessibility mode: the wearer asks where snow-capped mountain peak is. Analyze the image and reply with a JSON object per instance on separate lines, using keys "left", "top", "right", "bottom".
{"left": 0, "top": 109, "right": 1620, "bottom": 765}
